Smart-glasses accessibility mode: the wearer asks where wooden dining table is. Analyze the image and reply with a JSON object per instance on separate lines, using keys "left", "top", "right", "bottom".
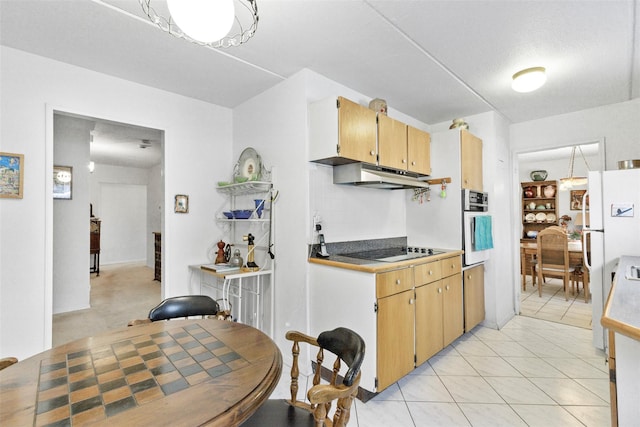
{"left": 0, "top": 319, "right": 282, "bottom": 426}
{"left": 520, "top": 239, "right": 589, "bottom": 298}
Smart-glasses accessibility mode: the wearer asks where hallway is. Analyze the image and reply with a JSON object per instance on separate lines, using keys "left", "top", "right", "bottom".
{"left": 52, "top": 262, "right": 161, "bottom": 346}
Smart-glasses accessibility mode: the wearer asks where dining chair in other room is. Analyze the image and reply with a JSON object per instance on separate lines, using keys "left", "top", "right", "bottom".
{"left": 571, "top": 232, "right": 591, "bottom": 303}
{"left": 242, "top": 327, "right": 366, "bottom": 427}
{"left": 128, "top": 295, "right": 220, "bottom": 326}
{"left": 0, "top": 357, "right": 18, "bottom": 371}
{"left": 536, "top": 227, "right": 575, "bottom": 301}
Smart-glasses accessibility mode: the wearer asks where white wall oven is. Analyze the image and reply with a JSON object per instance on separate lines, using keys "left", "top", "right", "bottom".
{"left": 462, "top": 189, "right": 492, "bottom": 266}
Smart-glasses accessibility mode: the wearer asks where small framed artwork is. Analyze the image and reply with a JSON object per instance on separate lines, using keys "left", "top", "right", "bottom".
{"left": 0, "top": 152, "right": 24, "bottom": 199}
{"left": 174, "top": 194, "right": 189, "bottom": 213}
{"left": 570, "top": 190, "right": 588, "bottom": 211}
{"left": 53, "top": 165, "right": 73, "bottom": 200}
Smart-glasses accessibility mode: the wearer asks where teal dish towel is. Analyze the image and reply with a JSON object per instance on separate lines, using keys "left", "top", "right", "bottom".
{"left": 474, "top": 216, "right": 494, "bottom": 251}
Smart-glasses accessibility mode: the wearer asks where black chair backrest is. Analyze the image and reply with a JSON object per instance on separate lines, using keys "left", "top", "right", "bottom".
{"left": 317, "top": 327, "right": 365, "bottom": 387}
{"left": 148, "top": 295, "right": 220, "bottom": 321}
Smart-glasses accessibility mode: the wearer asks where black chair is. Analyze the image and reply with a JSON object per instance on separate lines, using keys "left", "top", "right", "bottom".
{"left": 128, "top": 295, "right": 220, "bottom": 326}
{"left": 242, "top": 327, "right": 365, "bottom": 427}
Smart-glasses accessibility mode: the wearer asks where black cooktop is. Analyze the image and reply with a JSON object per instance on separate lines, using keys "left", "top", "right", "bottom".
{"left": 341, "top": 247, "right": 445, "bottom": 263}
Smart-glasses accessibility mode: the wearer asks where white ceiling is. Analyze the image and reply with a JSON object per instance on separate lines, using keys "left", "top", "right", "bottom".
{"left": 2, "top": 0, "right": 639, "bottom": 167}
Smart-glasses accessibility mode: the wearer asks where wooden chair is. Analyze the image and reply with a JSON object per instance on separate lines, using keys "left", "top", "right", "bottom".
{"left": 536, "top": 227, "right": 576, "bottom": 301}
{"left": 571, "top": 233, "right": 591, "bottom": 303}
{"left": 0, "top": 357, "right": 18, "bottom": 371}
{"left": 242, "top": 327, "right": 365, "bottom": 427}
{"left": 128, "top": 295, "right": 221, "bottom": 326}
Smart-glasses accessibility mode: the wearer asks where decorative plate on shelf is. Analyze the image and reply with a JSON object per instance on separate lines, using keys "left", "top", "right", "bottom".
{"left": 535, "top": 212, "right": 547, "bottom": 222}
{"left": 525, "top": 213, "right": 536, "bottom": 223}
{"left": 546, "top": 213, "right": 557, "bottom": 223}
{"left": 233, "top": 147, "right": 263, "bottom": 182}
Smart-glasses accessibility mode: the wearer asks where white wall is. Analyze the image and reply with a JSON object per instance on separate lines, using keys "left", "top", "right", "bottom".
{"left": 0, "top": 46, "right": 231, "bottom": 359}
{"left": 53, "top": 115, "right": 92, "bottom": 314}
{"left": 511, "top": 99, "right": 640, "bottom": 170}
{"left": 89, "top": 163, "right": 158, "bottom": 266}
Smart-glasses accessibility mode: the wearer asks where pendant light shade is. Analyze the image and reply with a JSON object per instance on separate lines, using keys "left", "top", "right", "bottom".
{"left": 140, "top": 0, "right": 259, "bottom": 48}
{"left": 512, "top": 67, "right": 547, "bottom": 93}
{"left": 166, "top": 0, "right": 235, "bottom": 43}
{"left": 559, "top": 146, "right": 589, "bottom": 190}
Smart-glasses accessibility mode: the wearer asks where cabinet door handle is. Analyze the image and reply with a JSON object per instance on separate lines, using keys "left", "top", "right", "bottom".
{"left": 467, "top": 275, "right": 471, "bottom": 280}
{"left": 446, "top": 285, "right": 450, "bottom": 291}
{"left": 438, "top": 288, "right": 442, "bottom": 293}
{"left": 428, "top": 270, "right": 433, "bottom": 275}
{"left": 370, "top": 150, "right": 376, "bottom": 156}
{"left": 411, "top": 161, "right": 416, "bottom": 166}
{"left": 409, "top": 298, "right": 414, "bottom": 305}
{"left": 402, "top": 159, "right": 407, "bottom": 163}
{"left": 395, "top": 279, "right": 401, "bottom": 285}
{"left": 451, "top": 264, "right": 455, "bottom": 269}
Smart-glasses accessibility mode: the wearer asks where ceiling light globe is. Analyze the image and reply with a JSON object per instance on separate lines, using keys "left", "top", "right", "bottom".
{"left": 167, "top": 0, "right": 235, "bottom": 43}
{"left": 512, "top": 67, "right": 546, "bottom": 93}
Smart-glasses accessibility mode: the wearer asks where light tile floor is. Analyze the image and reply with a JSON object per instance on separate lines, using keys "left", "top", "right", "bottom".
{"left": 520, "top": 275, "right": 592, "bottom": 329}
{"left": 272, "top": 315, "right": 610, "bottom": 427}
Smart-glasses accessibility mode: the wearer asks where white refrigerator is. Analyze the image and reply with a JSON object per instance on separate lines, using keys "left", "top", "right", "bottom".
{"left": 585, "top": 169, "right": 640, "bottom": 350}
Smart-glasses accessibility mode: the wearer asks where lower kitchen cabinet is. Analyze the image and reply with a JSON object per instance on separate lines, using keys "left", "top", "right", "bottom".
{"left": 464, "top": 264, "right": 485, "bottom": 331}
{"left": 377, "top": 289, "right": 415, "bottom": 390}
{"left": 442, "top": 274, "right": 464, "bottom": 345}
{"left": 308, "top": 252, "right": 464, "bottom": 394}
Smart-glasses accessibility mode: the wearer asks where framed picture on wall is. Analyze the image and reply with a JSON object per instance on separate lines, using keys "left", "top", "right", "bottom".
{"left": 174, "top": 194, "right": 189, "bottom": 213}
{"left": 570, "top": 189, "right": 588, "bottom": 211}
{"left": 0, "top": 152, "right": 24, "bottom": 199}
{"left": 53, "top": 165, "right": 73, "bottom": 200}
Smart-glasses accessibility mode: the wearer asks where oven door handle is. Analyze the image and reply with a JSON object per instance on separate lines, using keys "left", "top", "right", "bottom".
{"left": 470, "top": 216, "right": 475, "bottom": 248}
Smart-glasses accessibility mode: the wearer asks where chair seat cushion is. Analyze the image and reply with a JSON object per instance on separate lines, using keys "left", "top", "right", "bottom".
{"left": 242, "top": 400, "right": 316, "bottom": 427}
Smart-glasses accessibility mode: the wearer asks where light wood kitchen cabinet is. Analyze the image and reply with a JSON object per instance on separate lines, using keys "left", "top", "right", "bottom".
{"left": 309, "top": 96, "right": 432, "bottom": 177}
{"left": 309, "top": 96, "right": 377, "bottom": 165}
{"left": 464, "top": 264, "right": 485, "bottom": 332}
{"left": 377, "top": 289, "right": 415, "bottom": 390}
{"left": 407, "top": 125, "right": 431, "bottom": 175}
{"left": 416, "top": 281, "right": 444, "bottom": 364}
{"left": 377, "top": 114, "right": 408, "bottom": 171}
{"left": 460, "top": 129, "right": 483, "bottom": 191}
{"left": 376, "top": 268, "right": 415, "bottom": 390}
{"left": 442, "top": 273, "right": 464, "bottom": 346}
{"left": 308, "top": 253, "right": 464, "bottom": 394}
{"left": 415, "top": 257, "right": 463, "bottom": 362}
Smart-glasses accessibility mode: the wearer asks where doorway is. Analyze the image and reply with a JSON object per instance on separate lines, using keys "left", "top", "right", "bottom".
{"left": 52, "top": 112, "right": 164, "bottom": 344}
{"left": 514, "top": 141, "right": 604, "bottom": 329}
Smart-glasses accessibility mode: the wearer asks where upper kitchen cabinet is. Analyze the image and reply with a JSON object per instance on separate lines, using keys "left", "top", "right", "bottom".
{"left": 407, "top": 125, "right": 431, "bottom": 175}
{"left": 309, "top": 96, "right": 377, "bottom": 165}
{"left": 460, "top": 130, "right": 483, "bottom": 191}
{"left": 431, "top": 128, "right": 483, "bottom": 192}
{"left": 377, "top": 114, "right": 407, "bottom": 170}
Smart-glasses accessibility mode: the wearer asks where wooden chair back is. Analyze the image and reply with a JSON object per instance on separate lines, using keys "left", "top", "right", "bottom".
{"left": 0, "top": 357, "right": 18, "bottom": 371}
{"left": 243, "top": 327, "right": 365, "bottom": 427}
{"left": 536, "top": 227, "right": 573, "bottom": 300}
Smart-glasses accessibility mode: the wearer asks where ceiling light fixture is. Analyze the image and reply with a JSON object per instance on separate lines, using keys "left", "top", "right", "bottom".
{"left": 139, "top": 0, "right": 259, "bottom": 48}
{"left": 512, "top": 67, "right": 546, "bottom": 93}
{"left": 559, "top": 146, "right": 590, "bottom": 190}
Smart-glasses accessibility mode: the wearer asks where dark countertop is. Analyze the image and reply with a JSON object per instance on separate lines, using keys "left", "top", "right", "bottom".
{"left": 308, "top": 249, "right": 464, "bottom": 274}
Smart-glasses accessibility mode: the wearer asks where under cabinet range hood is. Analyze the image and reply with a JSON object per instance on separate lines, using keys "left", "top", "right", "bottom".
{"left": 333, "top": 163, "right": 430, "bottom": 190}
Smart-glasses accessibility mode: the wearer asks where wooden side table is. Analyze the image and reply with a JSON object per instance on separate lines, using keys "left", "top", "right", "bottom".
{"left": 153, "top": 232, "right": 161, "bottom": 281}
{"left": 90, "top": 218, "right": 101, "bottom": 276}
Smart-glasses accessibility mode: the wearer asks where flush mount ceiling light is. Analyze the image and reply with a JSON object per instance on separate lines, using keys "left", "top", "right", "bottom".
{"left": 559, "top": 146, "right": 590, "bottom": 190}
{"left": 511, "top": 67, "right": 547, "bottom": 93}
{"left": 139, "top": 0, "right": 258, "bottom": 48}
